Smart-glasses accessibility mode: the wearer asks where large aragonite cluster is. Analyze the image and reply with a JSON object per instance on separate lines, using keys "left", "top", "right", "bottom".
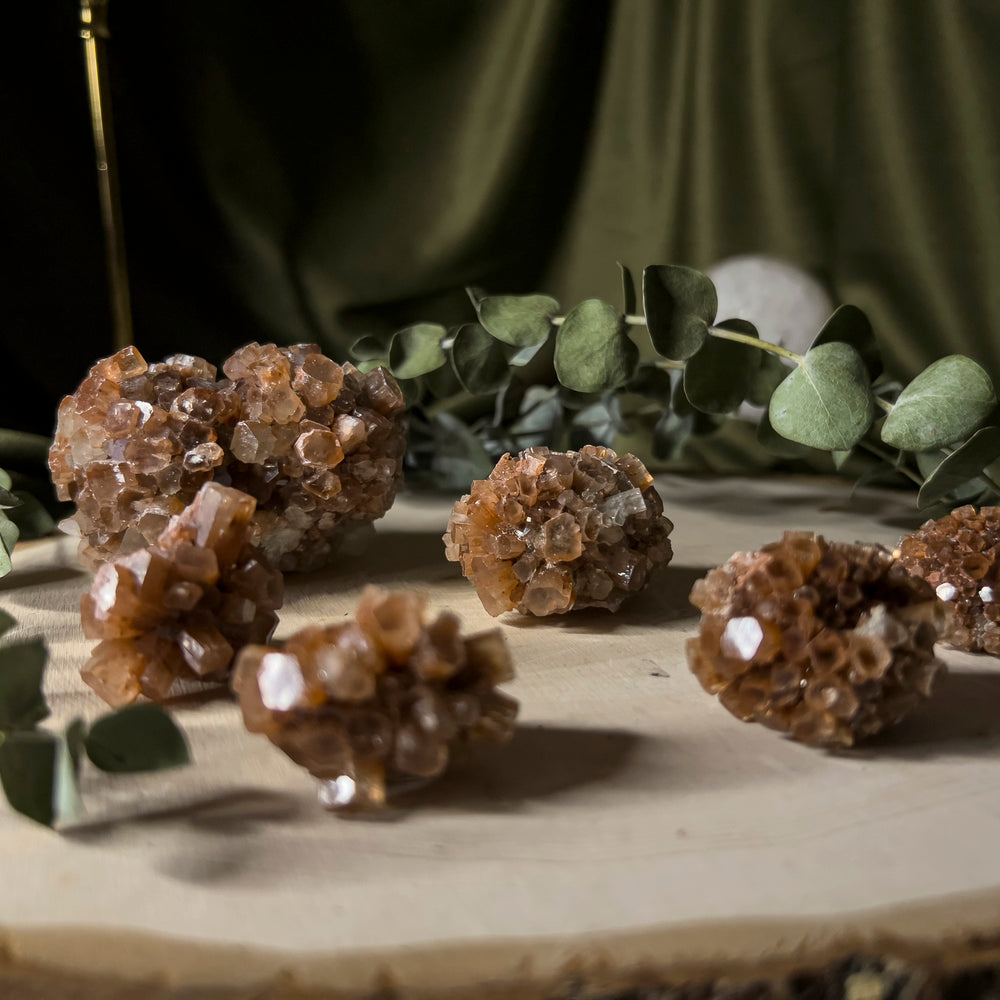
{"left": 443, "top": 445, "right": 674, "bottom": 616}
{"left": 687, "top": 532, "right": 946, "bottom": 748}
{"left": 232, "top": 586, "right": 518, "bottom": 809}
{"left": 897, "top": 505, "right": 1000, "bottom": 654}
{"left": 49, "top": 343, "right": 406, "bottom": 572}
{"left": 81, "top": 481, "right": 283, "bottom": 707}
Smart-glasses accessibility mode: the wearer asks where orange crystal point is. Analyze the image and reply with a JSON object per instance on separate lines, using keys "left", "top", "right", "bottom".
{"left": 231, "top": 587, "right": 518, "bottom": 811}
{"left": 49, "top": 344, "right": 407, "bottom": 572}
{"left": 443, "top": 445, "right": 674, "bottom": 616}
{"left": 80, "top": 481, "right": 284, "bottom": 706}
{"left": 897, "top": 504, "right": 1000, "bottom": 654}
{"left": 687, "top": 532, "right": 946, "bottom": 748}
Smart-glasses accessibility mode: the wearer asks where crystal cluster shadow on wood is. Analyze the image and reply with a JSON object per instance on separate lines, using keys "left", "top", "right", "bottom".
{"left": 687, "top": 532, "right": 946, "bottom": 748}
{"left": 49, "top": 343, "right": 406, "bottom": 572}
{"left": 898, "top": 505, "right": 1000, "bottom": 655}
{"left": 81, "top": 481, "right": 283, "bottom": 706}
{"left": 443, "top": 446, "right": 674, "bottom": 616}
{"left": 232, "top": 586, "right": 518, "bottom": 810}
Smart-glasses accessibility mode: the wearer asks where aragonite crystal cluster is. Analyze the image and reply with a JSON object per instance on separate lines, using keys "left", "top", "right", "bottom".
{"left": 897, "top": 505, "right": 1000, "bottom": 654}
{"left": 81, "top": 481, "right": 283, "bottom": 706}
{"left": 687, "top": 532, "right": 945, "bottom": 748}
{"left": 443, "top": 445, "right": 674, "bottom": 616}
{"left": 49, "top": 342, "right": 406, "bottom": 571}
{"left": 232, "top": 586, "right": 518, "bottom": 809}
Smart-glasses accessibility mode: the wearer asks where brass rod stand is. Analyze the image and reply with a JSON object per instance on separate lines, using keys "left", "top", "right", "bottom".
{"left": 80, "top": 0, "right": 133, "bottom": 349}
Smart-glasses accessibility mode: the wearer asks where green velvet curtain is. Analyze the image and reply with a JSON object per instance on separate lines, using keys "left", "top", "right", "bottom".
{"left": 8, "top": 0, "right": 1000, "bottom": 473}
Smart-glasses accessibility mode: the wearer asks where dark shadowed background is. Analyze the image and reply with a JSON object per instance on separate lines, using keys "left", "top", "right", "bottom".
{"left": 7, "top": 0, "right": 1000, "bottom": 456}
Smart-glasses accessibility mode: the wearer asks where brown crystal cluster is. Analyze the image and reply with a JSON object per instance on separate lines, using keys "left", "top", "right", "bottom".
{"left": 897, "top": 505, "right": 1000, "bottom": 654}
{"left": 443, "top": 445, "right": 674, "bottom": 616}
{"left": 687, "top": 532, "right": 946, "bottom": 748}
{"left": 232, "top": 586, "right": 518, "bottom": 809}
{"left": 81, "top": 481, "right": 283, "bottom": 706}
{"left": 49, "top": 342, "right": 406, "bottom": 571}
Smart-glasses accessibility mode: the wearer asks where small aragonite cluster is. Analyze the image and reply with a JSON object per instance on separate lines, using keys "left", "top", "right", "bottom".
{"left": 49, "top": 342, "right": 406, "bottom": 572}
{"left": 897, "top": 505, "right": 1000, "bottom": 654}
{"left": 232, "top": 586, "right": 518, "bottom": 809}
{"left": 687, "top": 532, "right": 945, "bottom": 748}
{"left": 81, "top": 481, "right": 283, "bottom": 706}
{"left": 443, "top": 445, "right": 674, "bottom": 616}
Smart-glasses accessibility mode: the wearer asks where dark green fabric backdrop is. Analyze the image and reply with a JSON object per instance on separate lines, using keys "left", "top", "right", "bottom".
{"left": 7, "top": 0, "right": 1000, "bottom": 470}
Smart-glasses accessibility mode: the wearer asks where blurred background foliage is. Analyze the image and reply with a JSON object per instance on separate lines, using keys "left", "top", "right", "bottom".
{"left": 6, "top": 0, "right": 1000, "bottom": 492}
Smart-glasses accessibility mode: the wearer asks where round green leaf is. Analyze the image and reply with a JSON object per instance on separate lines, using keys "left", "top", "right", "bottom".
{"left": 85, "top": 704, "right": 190, "bottom": 773}
{"left": 617, "top": 261, "right": 637, "bottom": 316}
{"left": 8, "top": 492, "right": 55, "bottom": 541}
{"left": 683, "top": 320, "right": 759, "bottom": 414}
{"left": 451, "top": 323, "right": 510, "bottom": 395}
{"left": 769, "top": 342, "right": 876, "bottom": 450}
{"left": 809, "top": 304, "right": 882, "bottom": 379}
{"left": 642, "top": 265, "right": 717, "bottom": 360}
{"left": 0, "top": 517, "right": 18, "bottom": 577}
{"left": 388, "top": 323, "right": 448, "bottom": 379}
{"left": 747, "top": 351, "right": 792, "bottom": 407}
{"left": 917, "top": 426, "right": 1000, "bottom": 507}
{"left": 756, "top": 411, "right": 813, "bottom": 458}
{"left": 0, "top": 730, "right": 57, "bottom": 826}
{"left": 627, "top": 364, "right": 674, "bottom": 403}
{"left": 350, "top": 335, "right": 388, "bottom": 363}
{"left": 554, "top": 299, "right": 638, "bottom": 393}
{"left": 881, "top": 355, "right": 997, "bottom": 451}
{"left": 0, "top": 638, "right": 49, "bottom": 731}
{"left": 477, "top": 295, "right": 559, "bottom": 348}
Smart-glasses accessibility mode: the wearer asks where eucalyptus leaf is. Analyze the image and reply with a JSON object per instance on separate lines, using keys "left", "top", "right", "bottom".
{"left": 0, "top": 486, "right": 22, "bottom": 510}
{"left": 810, "top": 304, "right": 882, "bottom": 379}
{"left": 653, "top": 409, "right": 696, "bottom": 461}
{"left": 570, "top": 397, "right": 624, "bottom": 450}
{"left": 451, "top": 323, "right": 510, "bottom": 395}
{"left": 508, "top": 341, "right": 548, "bottom": 367}
{"left": 747, "top": 352, "right": 792, "bottom": 407}
{"left": 769, "top": 343, "right": 875, "bottom": 450}
{"left": 0, "top": 517, "right": 18, "bottom": 577}
{"left": 881, "top": 355, "right": 997, "bottom": 451}
{"left": 356, "top": 359, "right": 388, "bottom": 375}
{"left": 618, "top": 262, "right": 637, "bottom": 316}
{"left": 493, "top": 377, "right": 526, "bottom": 428}
{"left": 428, "top": 413, "right": 495, "bottom": 489}
{"left": 0, "top": 730, "right": 56, "bottom": 826}
{"left": 642, "top": 265, "right": 717, "bottom": 360}
{"left": 917, "top": 427, "right": 1000, "bottom": 507}
{"left": 756, "top": 412, "right": 814, "bottom": 459}
{"left": 0, "top": 638, "right": 48, "bottom": 730}
{"left": 683, "top": 319, "right": 759, "bottom": 414}
{"left": 477, "top": 294, "right": 558, "bottom": 348}
{"left": 627, "top": 364, "right": 674, "bottom": 403}
{"left": 8, "top": 493, "right": 55, "bottom": 540}
{"left": 349, "top": 336, "right": 387, "bottom": 363}
{"left": 85, "top": 704, "right": 190, "bottom": 773}
{"left": 53, "top": 734, "right": 84, "bottom": 825}
{"left": 423, "top": 359, "right": 463, "bottom": 400}
{"left": 388, "top": 323, "right": 448, "bottom": 379}
{"left": 554, "top": 299, "right": 638, "bottom": 393}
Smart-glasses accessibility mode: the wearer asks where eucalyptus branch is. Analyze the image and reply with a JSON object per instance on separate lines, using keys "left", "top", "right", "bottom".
{"left": 359, "top": 262, "right": 999, "bottom": 509}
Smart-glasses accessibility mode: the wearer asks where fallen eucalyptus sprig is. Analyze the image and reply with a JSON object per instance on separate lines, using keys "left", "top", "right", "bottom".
{"left": 0, "top": 612, "right": 189, "bottom": 826}
{"left": 354, "top": 264, "right": 999, "bottom": 509}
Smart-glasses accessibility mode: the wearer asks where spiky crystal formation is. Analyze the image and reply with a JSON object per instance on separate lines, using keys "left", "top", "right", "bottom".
{"left": 687, "top": 532, "right": 945, "bottom": 748}
{"left": 897, "top": 504, "right": 1000, "bottom": 654}
{"left": 232, "top": 586, "right": 518, "bottom": 809}
{"left": 81, "top": 481, "right": 283, "bottom": 706}
{"left": 49, "top": 343, "right": 406, "bottom": 571}
{"left": 443, "top": 445, "right": 674, "bottom": 616}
